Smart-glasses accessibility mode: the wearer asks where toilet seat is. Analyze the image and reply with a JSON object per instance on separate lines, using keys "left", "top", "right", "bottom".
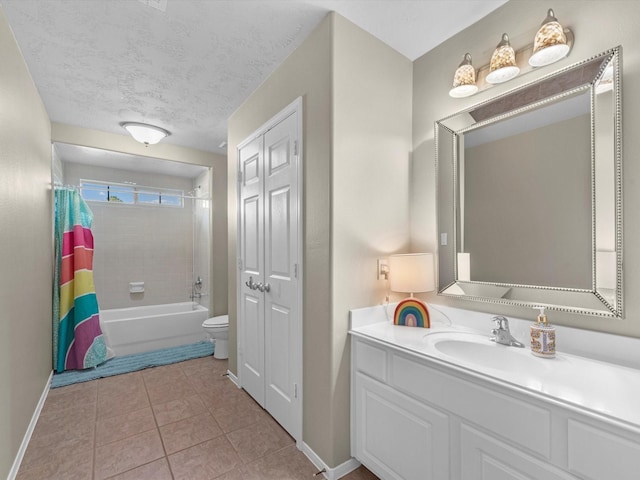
{"left": 203, "top": 316, "right": 228, "bottom": 328}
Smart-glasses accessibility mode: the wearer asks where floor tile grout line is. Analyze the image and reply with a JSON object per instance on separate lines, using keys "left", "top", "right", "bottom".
{"left": 141, "top": 365, "right": 176, "bottom": 479}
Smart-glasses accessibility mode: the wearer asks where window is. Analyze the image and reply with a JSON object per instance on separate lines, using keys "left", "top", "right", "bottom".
{"left": 80, "top": 180, "right": 183, "bottom": 207}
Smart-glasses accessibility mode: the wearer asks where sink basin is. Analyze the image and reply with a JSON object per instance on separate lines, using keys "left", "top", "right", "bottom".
{"left": 424, "top": 332, "right": 547, "bottom": 373}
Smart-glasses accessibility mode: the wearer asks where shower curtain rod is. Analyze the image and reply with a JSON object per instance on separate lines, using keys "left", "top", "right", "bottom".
{"left": 56, "top": 183, "right": 211, "bottom": 201}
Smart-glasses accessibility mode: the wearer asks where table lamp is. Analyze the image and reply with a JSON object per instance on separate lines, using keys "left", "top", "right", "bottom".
{"left": 389, "top": 253, "right": 435, "bottom": 328}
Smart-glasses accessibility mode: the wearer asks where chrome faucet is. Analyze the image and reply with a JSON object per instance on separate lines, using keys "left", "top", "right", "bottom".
{"left": 190, "top": 276, "right": 203, "bottom": 301}
{"left": 490, "top": 316, "right": 525, "bottom": 348}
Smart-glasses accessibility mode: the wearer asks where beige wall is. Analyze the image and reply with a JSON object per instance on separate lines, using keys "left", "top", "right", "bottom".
{"left": 211, "top": 160, "right": 228, "bottom": 316}
{"left": 412, "top": 0, "right": 640, "bottom": 336}
{"left": 51, "top": 124, "right": 228, "bottom": 315}
{"left": 330, "top": 14, "right": 412, "bottom": 465}
{"left": 0, "top": 8, "right": 52, "bottom": 478}
{"left": 227, "top": 14, "right": 334, "bottom": 462}
{"left": 63, "top": 163, "right": 195, "bottom": 309}
{"left": 227, "top": 12, "right": 412, "bottom": 467}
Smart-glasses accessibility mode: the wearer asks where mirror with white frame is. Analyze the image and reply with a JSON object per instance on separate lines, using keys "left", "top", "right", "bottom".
{"left": 435, "top": 47, "right": 622, "bottom": 318}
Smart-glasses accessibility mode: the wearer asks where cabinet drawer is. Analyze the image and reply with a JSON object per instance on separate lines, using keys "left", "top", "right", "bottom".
{"left": 354, "top": 339, "right": 388, "bottom": 383}
{"left": 461, "top": 424, "right": 577, "bottom": 480}
{"left": 567, "top": 419, "right": 640, "bottom": 480}
{"left": 391, "top": 353, "right": 551, "bottom": 458}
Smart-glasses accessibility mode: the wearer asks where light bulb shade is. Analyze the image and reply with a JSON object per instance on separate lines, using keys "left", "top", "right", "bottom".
{"left": 121, "top": 122, "right": 170, "bottom": 145}
{"left": 389, "top": 253, "right": 435, "bottom": 294}
{"left": 486, "top": 33, "right": 520, "bottom": 84}
{"left": 529, "top": 9, "right": 569, "bottom": 67}
{"left": 449, "top": 53, "right": 478, "bottom": 98}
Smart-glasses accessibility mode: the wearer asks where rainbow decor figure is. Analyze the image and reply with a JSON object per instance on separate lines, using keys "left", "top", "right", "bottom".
{"left": 394, "top": 298, "right": 430, "bottom": 328}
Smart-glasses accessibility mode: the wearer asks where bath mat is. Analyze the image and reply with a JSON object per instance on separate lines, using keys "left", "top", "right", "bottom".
{"left": 50, "top": 341, "right": 214, "bottom": 388}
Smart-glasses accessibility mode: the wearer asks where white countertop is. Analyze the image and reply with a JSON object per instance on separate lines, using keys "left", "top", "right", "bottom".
{"left": 350, "top": 303, "right": 640, "bottom": 432}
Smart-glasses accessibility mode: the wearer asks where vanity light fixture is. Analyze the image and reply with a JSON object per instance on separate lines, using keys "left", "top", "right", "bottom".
{"left": 528, "top": 9, "right": 570, "bottom": 67}
{"left": 121, "top": 122, "right": 170, "bottom": 146}
{"left": 449, "top": 53, "right": 478, "bottom": 98}
{"left": 486, "top": 33, "right": 520, "bottom": 84}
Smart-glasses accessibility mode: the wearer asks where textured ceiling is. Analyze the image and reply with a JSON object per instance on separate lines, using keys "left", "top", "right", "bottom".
{"left": 2, "top": 0, "right": 507, "bottom": 155}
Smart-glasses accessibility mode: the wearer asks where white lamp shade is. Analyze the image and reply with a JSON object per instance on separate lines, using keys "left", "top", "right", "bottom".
{"left": 122, "top": 122, "right": 169, "bottom": 145}
{"left": 389, "top": 253, "right": 435, "bottom": 294}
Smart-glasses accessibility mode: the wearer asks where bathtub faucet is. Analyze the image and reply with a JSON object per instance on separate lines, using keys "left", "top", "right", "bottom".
{"left": 191, "top": 277, "right": 203, "bottom": 301}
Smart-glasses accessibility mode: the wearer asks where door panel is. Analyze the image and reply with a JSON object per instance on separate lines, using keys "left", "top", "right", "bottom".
{"left": 242, "top": 293, "right": 263, "bottom": 392}
{"left": 263, "top": 112, "right": 299, "bottom": 435}
{"left": 268, "top": 186, "right": 291, "bottom": 278}
{"left": 239, "top": 136, "right": 265, "bottom": 406}
{"left": 268, "top": 136, "right": 291, "bottom": 174}
{"left": 243, "top": 195, "right": 260, "bottom": 274}
{"left": 243, "top": 151, "right": 260, "bottom": 184}
{"left": 269, "top": 303, "right": 291, "bottom": 397}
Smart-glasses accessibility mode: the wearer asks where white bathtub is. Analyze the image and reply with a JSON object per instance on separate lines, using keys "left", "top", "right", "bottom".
{"left": 100, "top": 302, "right": 210, "bottom": 357}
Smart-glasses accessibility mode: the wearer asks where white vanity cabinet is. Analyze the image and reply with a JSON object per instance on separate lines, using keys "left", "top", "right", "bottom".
{"left": 351, "top": 333, "right": 640, "bottom": 480}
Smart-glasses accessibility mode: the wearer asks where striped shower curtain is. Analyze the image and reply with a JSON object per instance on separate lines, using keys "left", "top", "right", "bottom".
{"left": 53, "top": 187, "right": 108, "bottom": 372}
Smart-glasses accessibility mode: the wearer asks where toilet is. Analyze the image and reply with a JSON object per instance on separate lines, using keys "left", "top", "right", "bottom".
{"left": 202, "top": 315, "right": 229, "bottom": 359}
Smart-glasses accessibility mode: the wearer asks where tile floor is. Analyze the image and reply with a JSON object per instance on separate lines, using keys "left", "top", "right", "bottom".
{"left": 16, "top": 355, "right": 379, "bottom": 480}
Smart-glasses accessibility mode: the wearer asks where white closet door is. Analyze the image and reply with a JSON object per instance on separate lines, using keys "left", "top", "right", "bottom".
{"left": 239, "top": 135, "right": 265, "bottom": 406}
{"left": 263, "top": 111, "right": 299, "bottom": 436}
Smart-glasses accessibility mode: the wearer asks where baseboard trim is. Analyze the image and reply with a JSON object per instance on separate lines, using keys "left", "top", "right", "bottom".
{"left": 301, "top": 442, "right": 361, "bottom": 480}
{"left": 8, "top": 370, "right": 53, "bottom": 480}
{"left": 226, "top": 369, "right": 240, "bottom": 387}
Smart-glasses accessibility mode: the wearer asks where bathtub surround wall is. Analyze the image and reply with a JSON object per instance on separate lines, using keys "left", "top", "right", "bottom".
{"left": 62, "top": 162, "right": 195, "bottom": 309}
{"left": 228, "top": 13, "right": 412, "bottom": 468}
{"left": 0, "top": 8, "right": 52, "bottom": 479}
{"left": 412, "top": 0, "right": 640, "bottom": 338}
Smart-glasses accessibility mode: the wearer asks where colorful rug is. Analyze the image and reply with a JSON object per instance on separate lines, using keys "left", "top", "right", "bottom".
{"left": 50, "top": 341, "right": 214, "bottom": 388}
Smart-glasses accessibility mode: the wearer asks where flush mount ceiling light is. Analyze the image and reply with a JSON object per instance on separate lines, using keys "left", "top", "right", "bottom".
{"left": 486, "top": 33, "right": 520, "bottom": 84}
{"left": 449, "top": 53, "right": 478, "bottom": 98}
{"left": 529, "top": 9, "right": 570, "bottom": 67}
{"left": 121, "top": 122, "right": 170, "bottom": 146}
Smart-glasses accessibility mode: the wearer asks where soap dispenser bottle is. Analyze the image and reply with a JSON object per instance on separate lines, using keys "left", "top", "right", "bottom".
{"left": 531, "top": 306, "right": 555, "bottom": 358}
